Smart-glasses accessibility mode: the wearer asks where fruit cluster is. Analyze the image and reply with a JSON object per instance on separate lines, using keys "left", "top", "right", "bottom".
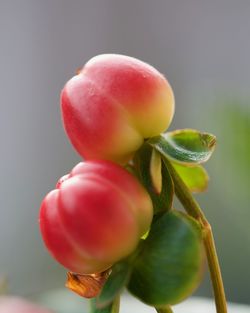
{"left": 39, "top": 54, "right": 175, "bottom": 275}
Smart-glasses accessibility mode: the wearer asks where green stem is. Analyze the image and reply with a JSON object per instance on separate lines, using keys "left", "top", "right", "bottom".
{"left": 155, "top": 306, "right": 174, "bottom": 313}
{"left": 0, "top": 277, "right": 8, "bottom": 295}
{"left": 164, "top": 158, "right": 227, "bottom": 313}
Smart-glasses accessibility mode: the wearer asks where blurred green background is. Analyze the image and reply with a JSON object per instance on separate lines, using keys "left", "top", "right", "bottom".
{"left": 0, "top": 0, "right": 249, "bottom": 307}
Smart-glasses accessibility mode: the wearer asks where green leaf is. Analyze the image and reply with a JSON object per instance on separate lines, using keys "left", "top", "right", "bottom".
{"left": 134, "top": 144, "right": 174, "bottom": 213}
{"left": 127, "top": 211, "right": 203, "bottom": 307}
{"left": 172, "top": 163, "right": 209, "bottom": 193}
{"left": 148, "top": 129, "right": 216, "bottom": 165}
{"left": 96, "top": 262, "right": 131, "bottom": 308}
{"left": 90, "top": 296, "right": 120, "bottom": 313}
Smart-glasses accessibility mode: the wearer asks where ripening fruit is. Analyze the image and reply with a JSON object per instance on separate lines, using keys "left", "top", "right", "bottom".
{"left": 0, "top": 297, "right": 51, "bottom": 313}
{"left": 61, "top": 54, "right": 175, "bottom": 164}
{"left": 39, "top": 160, "right": 153, "bottom": 274}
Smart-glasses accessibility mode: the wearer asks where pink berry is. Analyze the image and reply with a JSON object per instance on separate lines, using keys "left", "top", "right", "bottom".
{"left": 61, "top": 54, "right": 175, "bottom": 164}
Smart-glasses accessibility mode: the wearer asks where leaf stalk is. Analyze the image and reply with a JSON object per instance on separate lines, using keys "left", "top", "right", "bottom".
{"left": 163, "top": 158, "right": 227, "bottom": 313}
{"left": 155, "top": 306, "right": 174, "bottom": 313}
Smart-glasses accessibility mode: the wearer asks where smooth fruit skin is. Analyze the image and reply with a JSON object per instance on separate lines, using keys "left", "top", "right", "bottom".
{"left": 0, "top": 297, "right": 51, "bottom": 313}
{"left": 39, "top": 160, "right": 153, "bottom": 274}
{"left": 61, "top": 54, "right": 175, "bottom": 164}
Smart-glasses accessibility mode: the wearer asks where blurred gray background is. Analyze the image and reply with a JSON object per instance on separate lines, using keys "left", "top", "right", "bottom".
{"left": 0, "top": 0, "right": 249, "bottom": 305}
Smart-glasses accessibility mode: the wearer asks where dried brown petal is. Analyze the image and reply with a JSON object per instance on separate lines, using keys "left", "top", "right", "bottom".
{"left": 65, "top": 270, "right": 110, "bottom": 298}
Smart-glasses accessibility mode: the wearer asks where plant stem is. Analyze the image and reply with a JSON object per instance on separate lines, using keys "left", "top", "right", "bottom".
{"left": 163, "top": 158, "right": 227, "bottom": 313}
{"left": 155, "top": 306, "right": 174, "bottom": 313}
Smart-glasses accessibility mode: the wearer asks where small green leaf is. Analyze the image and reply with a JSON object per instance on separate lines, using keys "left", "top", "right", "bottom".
{"left": 134, "top": 144, "right": 174, "bottom": 213}
{"left": 172, "top": 163, "right": 209, "bottom": 193}
{"left": 148, "top": 129, "right": 216, "bottom": 165}
{"left": 90, "top": 296, "right": 120, "bottom": 313}
{"left": 96, "top": 262, "right": 131, "bottom": 308}
{"left": 127, "top": 211, "right": 203, "bottom": 307}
